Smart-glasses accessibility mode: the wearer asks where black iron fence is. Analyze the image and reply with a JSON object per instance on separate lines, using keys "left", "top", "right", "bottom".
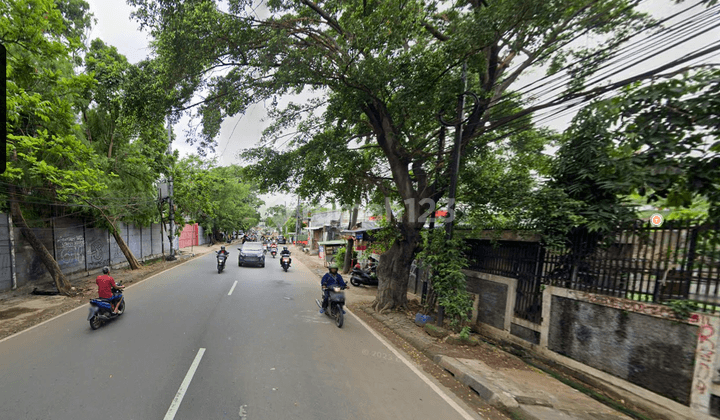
{"left": 465, "top": 239, "right": 545, "bottom": 323}
{"left": 464, "top": 219, "right": 720, "bottom": 322}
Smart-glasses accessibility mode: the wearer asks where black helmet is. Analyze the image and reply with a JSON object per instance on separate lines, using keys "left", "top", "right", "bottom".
{"left": 221, "top": 246, "right": 226, "bottom": 251}
{"left": 283, "top": 246, "right": 288, "bottom": 251}
{"left": 102, "top": 266, "right": 110, "bottom": 274}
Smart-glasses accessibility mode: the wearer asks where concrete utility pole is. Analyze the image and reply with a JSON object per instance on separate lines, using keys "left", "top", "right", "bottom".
{"left": 166, "top": 118, "right": 176, "bottom": 261}
{"left": 437, "top": 61, "right": 470, "bottom": 327}
{"left": 295, "top": 196, "right": 301, "bottom": 243}
{"left": 444, "top": 60, "right": 467, "bottom": 240}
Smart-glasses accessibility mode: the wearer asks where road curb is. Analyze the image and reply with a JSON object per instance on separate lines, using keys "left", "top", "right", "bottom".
{"left": 434, "top": 355, "right": 520, "bottom": 410}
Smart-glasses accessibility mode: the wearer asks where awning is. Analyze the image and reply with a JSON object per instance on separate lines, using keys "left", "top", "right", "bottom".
{"left": 305, "top": 226, "right": 324, "bottom": 231}
{"left": 318, "top": 240, "right": 346, "bottom": 246}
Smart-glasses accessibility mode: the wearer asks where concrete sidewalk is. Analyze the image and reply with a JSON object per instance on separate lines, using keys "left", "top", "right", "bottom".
{"left": 360, "top": 307, "right": 633, "bottom": 420}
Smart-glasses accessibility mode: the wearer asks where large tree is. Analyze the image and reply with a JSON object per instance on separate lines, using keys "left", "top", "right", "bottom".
{"left": 129, "top": 0, "right": 660, "bottom": 310}
{"left": 78, "top": 38, "right": 174, "bottom": 269}
{"left": 2, "top": 0, "right": 105, "bottom": 295}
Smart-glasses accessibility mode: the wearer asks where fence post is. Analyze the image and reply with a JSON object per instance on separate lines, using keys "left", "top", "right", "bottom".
{"left": 108, "top": 228, "right": 111, "bottom": 267}
{"left": 683, "top": 224, "right": 700, "bottom": 298}
{"left": 8, "top": 214, "right": 17, "bottom": 290}
{"left": 83, "top": 223, "right": 88, "bottom": 275}
{"left": 51, "top": 217, "right": 56, "bottom": 260}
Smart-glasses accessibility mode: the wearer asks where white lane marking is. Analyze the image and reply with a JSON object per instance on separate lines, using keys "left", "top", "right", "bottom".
{"left": 163, "top": 348, "right": 206, "bottom": 420}
{"left": 228, "top": 280, "right": 238, "bottom": 296}
{"left": 239, "top": 404, "right": 248, "bottom": 419}
{"left": 0, "top": 253, "right": 206, "bottom": 345}
{"left": 348, "top": 309, "right": 478, "bottom": 420}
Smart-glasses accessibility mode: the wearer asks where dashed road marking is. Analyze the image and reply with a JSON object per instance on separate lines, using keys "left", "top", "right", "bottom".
{"left": 228, "top": 280, "right": 238, "bottom": 296}
{"left": 163, "top": 348, "right": 206, "bottom": 420}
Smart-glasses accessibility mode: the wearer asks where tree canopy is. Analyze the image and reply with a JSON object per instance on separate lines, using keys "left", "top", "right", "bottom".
{"left": 127, "top": 0, "right": 660, "bottom": 309}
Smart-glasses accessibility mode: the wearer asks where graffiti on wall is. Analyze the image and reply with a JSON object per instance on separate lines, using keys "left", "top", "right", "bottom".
{"left": 56, "top": 235, "right": 84, "bottom": 267}
{"left": 689, "top": 314, "right": 716, "bottom": 397}
{"left": 88, "top": 237, "right": 109, "bottom": 266}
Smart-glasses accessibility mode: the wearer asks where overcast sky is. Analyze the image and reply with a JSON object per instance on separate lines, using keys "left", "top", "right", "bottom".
{"left": 84, "top": 0, "right": 719, "bottom": 214}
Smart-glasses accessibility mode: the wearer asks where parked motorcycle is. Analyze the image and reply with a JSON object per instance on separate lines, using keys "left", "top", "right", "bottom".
{"left": 88, "top": 284, "right": 125, "bottom": 330}
{"left": 217, "top": 252, "right": 228, "bottom": 273}
{"left": 350, "top": 265, "right": 378, "bottom": 287}
{"left": 316, "top": 285, "right": 347, "bottom": 328}
{"left": 281, "top": 255, "right": 291, "bottom": 272}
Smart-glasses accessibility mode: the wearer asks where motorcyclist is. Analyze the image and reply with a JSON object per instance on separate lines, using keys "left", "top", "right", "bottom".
{"left": 95, "top": 266, "right": 124, "bottom": 314}
{"left": 216, "top": 246, "right": 229, "bottom": 256}
{"left": 320, "top": 263, "right": 347, "bottom": 314}
{"left": 279, "top": 246, "right": 291, "bottom": 266}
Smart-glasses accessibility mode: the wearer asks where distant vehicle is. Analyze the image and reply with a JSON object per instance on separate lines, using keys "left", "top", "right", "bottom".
{"left": 238, "top": 242, "right": 265, "bottom": 267}
{"left": 277, "top": 235, "right": 286, "bottom": 244}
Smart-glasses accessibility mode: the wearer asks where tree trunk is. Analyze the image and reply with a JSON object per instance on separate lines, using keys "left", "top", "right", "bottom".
{"left": 372, "top": 222, "right": 422, "bottom": 312}
{"left": 9, "top": 190, "right": 74, "bottom": 296}
{"left": 342, "top": 206, "right": 359, "bottom": 274}
{"left": 343, "top": 238, "right": 354, "bottom": 274}
{"left": 110, "top": 226, "right": 141, "bottom": 270}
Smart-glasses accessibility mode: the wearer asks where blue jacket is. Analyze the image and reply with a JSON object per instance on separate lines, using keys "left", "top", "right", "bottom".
{"left": 321, "top": 272, "right": 346, "bottom": 288}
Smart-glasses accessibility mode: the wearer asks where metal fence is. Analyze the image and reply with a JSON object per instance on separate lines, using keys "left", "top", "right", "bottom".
{"left": 542, "top": 219, "right": 720, "bottom": 311}
{"left": 464, "top": 219, "right": 720, "bottom": 319}
{"left": 465, "top": 239, "right": 545, "bottom": 323}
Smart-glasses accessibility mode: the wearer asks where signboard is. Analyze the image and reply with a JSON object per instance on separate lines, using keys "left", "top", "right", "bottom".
{"left": 319, "top": 245, "right": 325, "bottom": 259}
{"left": 356, "top": 233, "right": 363, "bottom": 240}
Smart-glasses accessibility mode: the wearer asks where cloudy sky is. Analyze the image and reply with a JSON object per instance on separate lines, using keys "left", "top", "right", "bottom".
{"left": 84, "top": 0, "right": 719, "bottom": 213}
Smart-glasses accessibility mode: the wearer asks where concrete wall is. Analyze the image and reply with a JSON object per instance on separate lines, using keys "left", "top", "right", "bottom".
{"left": 0, "top": 215, "right": 195, "bottom": 292}
{"left": 548, "top": 295, "right": 697, "bottom": 405}
{"left": 85, "top": 228, "right": 110, "bottom": 270}
{"left": 470, "top": 278, "right": 508, "bottom": 331}
{"left": 407, "top": 269, "right": 720, "bottom": 420}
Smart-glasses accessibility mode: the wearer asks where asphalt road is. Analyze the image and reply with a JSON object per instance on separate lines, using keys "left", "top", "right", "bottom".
{"left": 0, "top": 250, "right": 481, "bottom": 420}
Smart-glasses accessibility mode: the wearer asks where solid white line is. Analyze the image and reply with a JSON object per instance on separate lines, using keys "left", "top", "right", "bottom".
{"left": 163, "top": 348, "right": 206, "bottom": 420}
{"left": 0, "top": 252, "right": 207, "bottom": 345}
{"left": 228, "top": 280, "right": 238, "bottom": 296}
{"left": 348, "top": 308, "right": 479, "bottom": 420}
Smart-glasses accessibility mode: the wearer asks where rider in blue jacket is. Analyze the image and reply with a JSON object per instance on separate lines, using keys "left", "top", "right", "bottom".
{"left": 320, "top": 263, "right": 347, "bottom": 314}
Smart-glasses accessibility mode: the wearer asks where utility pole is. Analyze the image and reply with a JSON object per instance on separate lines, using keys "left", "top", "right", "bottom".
{"left": 166, "top": 117, "right": 176, "bottom": 261}
{"left": 445, "top": 61, "right": 467, "bottom": 240}
{"left": 295, "top": 195, "right": 301, "bottom": 244}
{"left": 437, "top": 61, "right": 472, "bottom": 327}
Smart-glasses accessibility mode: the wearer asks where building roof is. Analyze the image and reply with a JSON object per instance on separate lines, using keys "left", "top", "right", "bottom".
{"left": 341, "top": 220, "right": 382, "bottom": 234}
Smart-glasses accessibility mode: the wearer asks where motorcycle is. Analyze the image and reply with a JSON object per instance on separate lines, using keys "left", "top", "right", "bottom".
{"left": 316, "top": 285, "right": 347, "bottom": 328}
{"left": 217, "top": 252, "right": 228, "bottom": 273}
{"left": 88, "top": 284, "right": 125, "bottom": 330}
{"left": 270, "top": 248, "right": 277, "bottom": 258}
{"left": 350, "top": 265, "right": 378, "bottom": 287}
{"left": 280, "top": 255, "right": 291, "bottom": 272}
